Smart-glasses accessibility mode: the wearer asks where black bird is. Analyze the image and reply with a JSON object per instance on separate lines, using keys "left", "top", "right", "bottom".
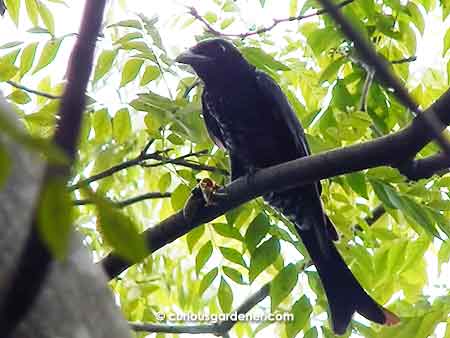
{"left": 176, "top": 38, "right": 399, "bottom": 334}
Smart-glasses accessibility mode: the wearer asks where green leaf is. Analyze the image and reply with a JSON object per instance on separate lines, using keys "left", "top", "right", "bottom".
{"left": 445, "top": 28, "right": 450, "bottom": 57}
{"left": 259, "top": 0, "right": 266, "bottom": 7}
{"left": 186, "top": 225, "right": 205, "bottom": 253}
{"left": 92, "top": 108, "right": 112, "bottom": 143}
{"left": 7, "top": 90, "right": 31, "bottom": 104}
{"left": 218, "top": 277, "right": 233, "bottom": 312}
{"left": 285, "top": 295, "right": 313, "bottom": 338}
{"left": 204, "top": 11, "right": 217, "bottom": 23}
{"left": 93, "top": 49, "right": 117, "bottom": 83}
{"left": 33, "top": 38, "right": 62, "bottom": 73}
{"left": 114, "top": 32, "right": 143, "bottom": 45}
{"left": 87, "top": 189, "right": 149, "bottom": 262}
{"left": 249, "top": 238, "right": 280, "bottom": 282}
{"left": 37, "top": 0, "right": 55, "bottom": 35}
{"left": 245, "top": 213, "right": 270, "bottom": 253}
{"left": 5, "top": 0, "right": 20, "bottom": 25}
{"left": 198, "top": 267, "right": 218, "bottom": 297}
{"left": 158, "top": 172, "right": 171, "bottom": 193}
{"left": 319, "top": 57, "right": 345, "bottom": 84}
{"left": 37, "top": 177, "right": 72, "bottom": 259}
{"left": 307, "top": 27, "right": 341, "bottom": 56}
{"left": 112, "top": 108, "right": 132, "bottom": 144}
{"left": 107, "top": 19, "right": 142, "bottom": 29}
{"left": 406, "top": 2, "right": 425, "bottom": 35}
{"left": 219, "top": 246, "right": 247, "bottom": 268}
{"left": 223, "top": 266, "right": 246, "bottom": 284}
{"left": 304, "top": 327, "right": 318, "bottom": 338}
{"left": 213, "top": 222, "right": 243, "bottom": 241}
{"left": 240, "top": 47, "right": 290, "bottom": 71}
{"left": 270, "top": 263, "right": 298, "bottom": 311}
{"left": 0, "top": 63, "right": 18, "bottom": 81}
{"left": 140, "top": 65, "right": 160, "bottom": 86}
{"left": 346, "top": 172, "right": 368, "bottom": 199}
{"left": 196, "top": 241, "right": 213, "bottom": 274}
{"left": 0, "top": 41, "right": 23, "bottom": 49}
{"left": 120, "top": 58, "right": 144, "bottom": 87}
{"left": 401, "top": 196, "right": 441, "bottom": 238}
{"left": 171, "top": 184, "right": 191, "bottom": 211}
{"left": 370, "top": 179, "right": 397, "bottom": 209}
{"left": 220, "top": 17, "right": 235, "bottom": 30}
{"left": 19, "top": 42, "right": 38, "bottom": 77}
{"left": 25, "top": 0, "right": 39, "bottom": 26}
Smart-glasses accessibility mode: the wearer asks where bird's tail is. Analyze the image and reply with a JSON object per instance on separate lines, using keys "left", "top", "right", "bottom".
{"left": 264, "top": 188, "right": 399, "bottom": 335}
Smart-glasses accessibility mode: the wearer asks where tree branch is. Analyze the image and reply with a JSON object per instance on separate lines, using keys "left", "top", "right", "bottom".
{"left": 316, "top": 0, "right": 450, "bottom": 155}
{"left": 100, "top": 87, "right": 450, "bottom": 279}
{"left": 7, "top": 81, "right": 62, "bottom": 100}
{"left": 73, "top": 191, "right": 171, "bottom": 207}
{"left": 398, "top": 153, "right": 450, "bottom": 180}
{"left": 188, "top": 0, "right": 355, "bottom": 39}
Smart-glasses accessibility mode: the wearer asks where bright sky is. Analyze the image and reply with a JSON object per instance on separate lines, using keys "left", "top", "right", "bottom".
{"left": 1, "top": 1, "right": 449, "bottom": 337}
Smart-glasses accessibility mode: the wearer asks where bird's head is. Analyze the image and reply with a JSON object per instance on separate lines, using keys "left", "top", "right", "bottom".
{"left": 175, "top": 38, "right": 253, "bottom": 86}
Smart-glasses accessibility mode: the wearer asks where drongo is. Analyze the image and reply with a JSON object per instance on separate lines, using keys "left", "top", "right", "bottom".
{"left": 176, "top": 38, "right": 399, "bottom": 334}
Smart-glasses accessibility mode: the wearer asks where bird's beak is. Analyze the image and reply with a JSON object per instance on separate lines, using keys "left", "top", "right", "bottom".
{"left": 175, "top": 49, "right": 213, "bottom": 65}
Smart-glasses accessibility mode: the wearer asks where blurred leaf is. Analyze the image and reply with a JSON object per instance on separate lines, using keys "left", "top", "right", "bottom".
{"left": 140, "top": 65, "right": 160, "bottom": 86}
{"left": 37, "top": 177, "right": 72, "bottom": 259}
{"left": 112, "top": 108, "right": 132, "bottom": 144}
{"left": 219, "top": 246, "right": 247, "bottom": 268}
{"left": 198, "top": 267, "right": 218, "bottom": 297}
{"left": 93, "top": 49, "right": 117, "bottom": 83}
{"left": 25, "top": 0, "right": 39, "bottom": 26}
{"left": 37, "top": 0, "right": 54, "bottom": 35}
{"left": 249, "top": 237, "right": 280, "bottom": 282}
{"left": 4, "top": 0, "right": 19, "bottom": 25}
{"left": 223, "top": 266, "right": 245, "bottom": 284}
{"left": 240, "top": 47, "right": 290, "bottom": 71}
{"left": 33, "top": 38, "right": 62, "bottom": 73}
{"left": 196, "top": 241, "right": 213, "bottom": 274}
{"left": 120, "top": 58, "right": 143, "bottom": 87}
{"left": 19, "top": 42, "right": 38, "bottom": 77}
{"left": 87, "top": 189, "right": 149, "bottom": 262}
{"left": 171, "top": 184, "right": 191, "bottom": 211}
{"left": 286, "top": 295, "right": 313, "bottom": 338}
{"left": 218, "top": 277, "right": 233, "bottom": 312}
{"left": 270, "top": 263, "right": 298, "bottom": 311}
{"left": 245, "top": 213, "right": 270, "bottom": 253}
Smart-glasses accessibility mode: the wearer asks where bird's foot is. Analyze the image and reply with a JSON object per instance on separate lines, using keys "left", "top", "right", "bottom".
{"left": 183, "top": 178, "right": 226, "bottom": 222}
{"left": 198, "top": 178, "right": 226, "bottom": 206}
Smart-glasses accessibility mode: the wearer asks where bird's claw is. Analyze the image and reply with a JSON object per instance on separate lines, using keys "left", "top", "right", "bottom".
{"left": 198, "top": 177, "right": 225, "bottom": 206}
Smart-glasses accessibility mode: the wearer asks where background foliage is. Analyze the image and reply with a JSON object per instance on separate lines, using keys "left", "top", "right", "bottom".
{"left": 1, "top": 0, "right": 450, "bottom": 337}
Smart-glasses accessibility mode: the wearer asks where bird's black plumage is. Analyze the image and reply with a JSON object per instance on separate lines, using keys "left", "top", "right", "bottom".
{"left": 176, "top": 38, "right": 398, "bottom": 334}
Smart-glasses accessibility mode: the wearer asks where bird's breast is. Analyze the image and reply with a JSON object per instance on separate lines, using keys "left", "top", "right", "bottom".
{"left": 205, "top": 89, "right": 287, "bottom": 167}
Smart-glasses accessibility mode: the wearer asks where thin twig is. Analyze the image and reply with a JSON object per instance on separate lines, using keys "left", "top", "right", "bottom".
{"left": 130, "top": 261, "right": 311, "bottom": 335}
{"left": 73, "top": 191, "right": 171, "bottom": 207}
{"left": 70, "top": 149, "right": 227, "bottom": 191}
{"left": 188, "top": 0, "right": 355, "bottom": 39}
{"left": 7, "top": 80, "right": 62, "bottom": 100}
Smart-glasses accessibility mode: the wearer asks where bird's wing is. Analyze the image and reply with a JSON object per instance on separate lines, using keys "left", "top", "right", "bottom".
{"left": 201, "top": 90, "right": 226, "bottom": 150}
{"left": 255, "top": 70, "right": 337, "bottom": 239}
{"left": 255, "top": 70, "right": 311, "bottom": 157}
